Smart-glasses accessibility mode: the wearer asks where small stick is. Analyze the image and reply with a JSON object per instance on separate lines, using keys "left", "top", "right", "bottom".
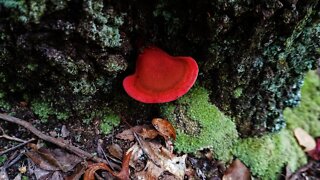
{"left": 0, "top": 139, "right": 35, "bottom": 156}
{"left": 0, "top": 113, "right": 111, "bottom": 165}
{"left": 133, "top": 132, "right": 160, "bottom": 167}
{"left": 0, "top": 134, "right": 26, "bottom": 143}
{"left": 98, "top": 145, "right": 116, "bottom": 171}
{"left": 0, "top": 127, "right": 26, "bottom": 143}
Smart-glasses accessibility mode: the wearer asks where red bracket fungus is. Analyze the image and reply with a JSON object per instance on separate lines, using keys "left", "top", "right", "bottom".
{"left": 123, "top": 46, "right": 198, "bottom": 103}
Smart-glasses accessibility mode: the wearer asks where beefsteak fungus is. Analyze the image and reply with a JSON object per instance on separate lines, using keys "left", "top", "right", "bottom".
{"left": 123, "top": 47, "right": 198, "bottom": 103}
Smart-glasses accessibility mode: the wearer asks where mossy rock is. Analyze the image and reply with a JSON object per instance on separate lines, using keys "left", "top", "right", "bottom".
{"left": 285, "top": 71, "right": 320, "bottom": 137}
{"left": 233, "top": 129, "right": 306, "bottom": 180}
{"left": 161, "top": 86, "right": 238, "bottom": 161}
{"left": 233, "top": 70, "right": 319, "bottom": 179}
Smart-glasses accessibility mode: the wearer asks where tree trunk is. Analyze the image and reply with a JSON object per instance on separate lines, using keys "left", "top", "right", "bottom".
{"left": 0, "top": 0, "right": 319, "bottom": 136}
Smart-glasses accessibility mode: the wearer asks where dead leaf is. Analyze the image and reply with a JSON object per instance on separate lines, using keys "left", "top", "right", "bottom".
{"left": 84, "top": 163, "right": 114, "bottom": 180}
{"left": 65, "top": 163, "right": 86, "bottom": 180}
{"left": 0, "top": 167, "right": 9, "bottom": 180}
{"left": 51, "top": 171, "right": 64, "bottom": 180}
{"left": 31, "top": 164, "right": 64, "bottom": 180}
{"left": 294, "top": 127, "right": 316, "bottom": 151}
{"left": 61, "top": 125, "right": 70, "bottom": 138}
{"left": 152, "top": 118, "right": 176, "bottom": 140}
{"left": 223, "top": 159, "right": 251, "bottom": 180}
{"left": 84, "top": 151, "right": 132, "bottom": 180}
{"left": 25, "top": 147, "right": 82, "bottom": 172}
{"left": 135, "top": 161, "right": 163, "bottom": 180}
{"left": 13, "top": 173, "right": 21, "bottom": 180}
{"left": 116, "top": 150, "right": 132, "bottom": 180}
{"left": 107, "top": 144, "right": 123, "bottom": 160}
{"left": 116, "top": 125, "right": 158, "bottom": 141}
{"left": 129, "top": 140, "right": 187, "bottom": 180}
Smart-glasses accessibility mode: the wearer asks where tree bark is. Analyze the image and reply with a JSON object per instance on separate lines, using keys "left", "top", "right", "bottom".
{"left": 0, "top": 0, "right": 319, "bottom": 136}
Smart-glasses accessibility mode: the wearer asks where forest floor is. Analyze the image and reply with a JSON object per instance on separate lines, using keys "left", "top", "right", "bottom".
{"left": 0, "top": 71, "right": 320, "bottom": 180}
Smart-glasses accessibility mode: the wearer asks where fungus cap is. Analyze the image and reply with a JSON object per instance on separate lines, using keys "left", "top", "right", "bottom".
{"left": 123, "top": 47, "right": 198, "bottom": 103}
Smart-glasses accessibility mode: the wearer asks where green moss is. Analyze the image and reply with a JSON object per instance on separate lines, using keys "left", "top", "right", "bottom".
{"left": 69, "top": 78, "right": 97, "bottom": 96}
{"left": 31, "top": 99, "right": 69, "bottom": 122}
{"left": 100, "top": 114, "right": 120, "bottom": 135}
{"left": 285, "top": 71, "right": 320, "bottom": 137}
{"left": 21, "top": 176, "right": 29, "bottom": 180}
{"left": 233, "top": 129, "right": 306, "bottom": 180}
{"left": 233, "top": 71, "right": 319, "bottom": 179}
{"left": 0, "top": 155, "right": 7, "bottom": 165}
{"left": 161, "top": 86, "right": 238, "bottom": 161}
{"left": 233, "top": 87, "right": 243, "bottom": 98}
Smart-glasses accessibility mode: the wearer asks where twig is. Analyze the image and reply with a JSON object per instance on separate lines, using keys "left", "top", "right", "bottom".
{"left": 133, "top": 132, "right": 161, "bottom": 167}
{"left": 5, "top": 152, "right": 24, "bottom": 169}
{"left": 98, "top": 144, "right": 116, "bottom": 171}
{"left": 0, "top": 113, "right": 111, "bottom": 165}
{"left": 0, "top": 139, "right": 35, "bottom": 156}
{"left": 0, "top": 126, "right": 26, "bottom": 143}
{"left": 0, "top": 134, "right": 26, "bottom": 143}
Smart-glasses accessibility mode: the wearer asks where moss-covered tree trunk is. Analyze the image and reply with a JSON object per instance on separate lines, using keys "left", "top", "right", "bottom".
{"left": 0, "top": 0, "right": 319, "bottom": 136}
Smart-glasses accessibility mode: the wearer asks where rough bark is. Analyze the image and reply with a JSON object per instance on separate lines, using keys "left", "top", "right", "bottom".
{"left": 0, "top": 0, "right": 319, "bottom": 136}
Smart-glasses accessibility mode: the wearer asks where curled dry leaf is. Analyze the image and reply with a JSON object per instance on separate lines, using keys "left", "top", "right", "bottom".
{"left": 294, "top": 127, "right": 316, "bottom": 152}
{"left": 223, "top": 159, "right": 251, "bottom": 180}
{"left": 116, "top": 150, "right": 132, "bottom": 180}
{"left": 152, "top": 118, "right": 176, "bottom": 140}
{"left": 84, "top": 150, "right": 132, "bottom": 180}
{"left": 116, "top": 125, "right": 158, "bottom": 141}
{"left": 84, "top": 163, "right": 114, "bottom": 180}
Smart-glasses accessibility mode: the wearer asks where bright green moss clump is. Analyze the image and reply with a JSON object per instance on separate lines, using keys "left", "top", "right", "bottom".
{"left": 161, "top": 86, "right": 238, "bottom": 161}
{"left": 100, "top": 114, "right": 120, "bottom": 135}
{"left": 31, "top": 100, "right": 69, "bottom": 122}
{"left": 285, "top": 71, "right": 320, "bottom": 136}
{"left": 233, "top": 130, "right": 306, "bottom": 180}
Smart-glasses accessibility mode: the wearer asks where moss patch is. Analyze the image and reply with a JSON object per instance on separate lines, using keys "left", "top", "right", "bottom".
{"left": 100, "top": 114, "right": 120, "bottom": 135}
{"left": 31, "top": 99, "right": 69, "bottom": 122}
{"left": 161, "top": 86, "right": 238, "bottom": 161}
{"left": 285, "top": 71, "right": 320, "bottom": 136}
{"left": 233, "top": 129, "right": 306, "bottom": 180}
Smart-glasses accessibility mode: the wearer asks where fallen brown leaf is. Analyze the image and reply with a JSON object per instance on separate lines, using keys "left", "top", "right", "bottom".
{"left": 84, "top": 163, "right": 114, "bottom": 180}
{"left": 152, "top": 118, "right": 176, "bottom": 140}
{"left": 129, "top": 140, "right": 187, "bottom": 180}
{"left": 107, "top": 144, "right": 123, "bottom": 160}
{"left": 25, "top": 147, "right": 82, "bottom": 172}
{"left": 116, "top": 150, "right": 132, "bottom": 180}
{"left": 135, "top": 161, "right": 162, "bottom": 180}
{"left": 223, "top": 159, "right": 251, "bottom": 180}
{"left": 294, "top": 127, "right": 316, "bottom": 152}
{"left": 84, "top": 150, "right": 132, "bottom": 180}
{"left": 65, "top": 163, "right": 87, "bottom": 180}
{"left": 116, "top": 125, "right": 158, "bottom": 141}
